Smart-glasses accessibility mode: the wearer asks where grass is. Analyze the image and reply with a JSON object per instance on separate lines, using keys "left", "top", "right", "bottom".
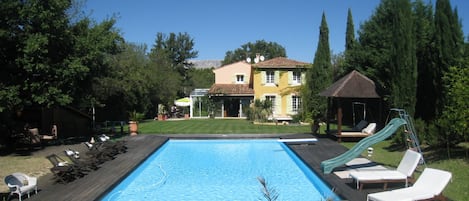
{"left": 342, "top": 140, "right": 469, "bottom": 201}
{"left": 138, "top": 118, "right": 312, "bottom": 134}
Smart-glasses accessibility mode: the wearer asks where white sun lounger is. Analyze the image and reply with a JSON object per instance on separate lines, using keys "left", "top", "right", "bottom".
{"left": 367, "top": 168, "right": 452, "bottom": 201}
{"left": 349, "top": 149, "right": 422, "bottom": 190}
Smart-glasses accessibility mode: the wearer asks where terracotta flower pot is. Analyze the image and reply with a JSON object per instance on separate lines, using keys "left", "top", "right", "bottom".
{"left": 128, "top": 121, "right": 138, "bottom": 136}
{"left": 157, "top": 114, "right": 165, "bottom": 121}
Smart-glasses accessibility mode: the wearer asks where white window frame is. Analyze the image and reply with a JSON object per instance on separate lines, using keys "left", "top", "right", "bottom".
{"left": 235, "top": 74, "right": 245, "bottom": 84}
{"left": 266, "top": 70, "right": 275, "bottom": 84}
{"left": 292, "top": 71, "right": 301, "bottom": 85}
{"left": 265, "top": 95, "right": 276, "bottom": 114}
{"left": 292, "top": 95, "right": 301, "bottom": 113}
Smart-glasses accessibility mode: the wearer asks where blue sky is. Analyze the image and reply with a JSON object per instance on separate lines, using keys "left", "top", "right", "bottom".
{"left": 84, "top": 0, "right": 468, "bottom": 63}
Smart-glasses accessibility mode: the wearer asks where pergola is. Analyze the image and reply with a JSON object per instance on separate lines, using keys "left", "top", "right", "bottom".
{"left": 319, "top": 70, "right": 381, "bottom": 137}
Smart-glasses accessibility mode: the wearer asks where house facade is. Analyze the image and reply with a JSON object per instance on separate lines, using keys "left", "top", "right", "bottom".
{"left": 252, "top": 57, "right": 308, "bottom": 121}
{"left": 208, "top": 61, "right": 254, "bottom": 118}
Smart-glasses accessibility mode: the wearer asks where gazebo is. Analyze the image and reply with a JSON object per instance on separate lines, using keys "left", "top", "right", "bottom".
{"left": 319, "top": 70, "right": 382, "bottom": 141}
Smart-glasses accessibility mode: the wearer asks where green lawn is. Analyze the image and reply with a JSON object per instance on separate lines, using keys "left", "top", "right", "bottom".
{"left": 138, "top": 119, "right": 312, "bottom": 134}
{"left": 135, "top": 118, "right": 466, "bottom": 200}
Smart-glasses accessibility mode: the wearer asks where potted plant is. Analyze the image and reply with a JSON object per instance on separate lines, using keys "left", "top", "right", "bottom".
{"left": 183, "top": 107, "right": 190, "bottom": 119}
{"left": 128, "top": 110, "right": 144, "bottom": 136}
{"left": 157, "top": 104, "right": 166, "bottom": 121}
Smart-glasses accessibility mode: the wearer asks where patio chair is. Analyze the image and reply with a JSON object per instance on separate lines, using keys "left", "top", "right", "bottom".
{"left": 40, "top": 124, "right": 58, "bottom": 140}
{"left": 349, "top": 149, "right": 422, "bottom": 190}
{"left": 367, "top": 168, "right": 452, "bottom": 201}
{"left": 84, "top": 135, "right": 127, "bottom": 162}
{"left": 65, "top": 149, "right": 100, "bottom": 171}
{"left": 46, "top": 154, "right": 86, "bottom": 183}
{"left": 4, "top": 172, "right": 38, "bottom": 201}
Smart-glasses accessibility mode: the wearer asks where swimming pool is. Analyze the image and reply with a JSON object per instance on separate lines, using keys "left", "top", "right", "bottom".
{"left": 101, "top": 139, "right": 341, "bottom": 201}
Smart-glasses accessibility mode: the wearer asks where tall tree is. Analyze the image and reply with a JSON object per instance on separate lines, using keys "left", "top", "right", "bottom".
{"left": 187, "top": 68, "right": 215, "bottom": 89}
{"left": 70, "top": 17, "right": 124, "bottom": 110}
{"left": 222, "top": 40, "right": 287, "bottom": 65}
{"left": 94, "top": 43, "right": 151, "bottom": 120}
{"left": 433, "top": 0, "right": 464, "bottom": 116}
{"left": 0, "top": 0, "right": 88, "bottom": 112}
{"left": 303, "top": 12, "right": 332, "bottom": 120}
{"left": 414, "top": 0, "right": 436, "bottom": 121}
{"left": 150, "top": 32, "right": 198, "bottom": 97}
{"left": 389, "top": 0, "right": 417, "bottom": 116}
{"left": 343, "top": 8, "right": 357, "bottom": 75}
{"left": 0, "top": 0, "right": 22, "bottom": 113}
{"left": 353, "top": 0, "right": 417, "bottom": 115}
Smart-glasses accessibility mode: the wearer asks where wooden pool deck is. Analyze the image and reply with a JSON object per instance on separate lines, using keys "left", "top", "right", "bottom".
{"left": 24, "top": 134, "right": 398, "bottom": 201}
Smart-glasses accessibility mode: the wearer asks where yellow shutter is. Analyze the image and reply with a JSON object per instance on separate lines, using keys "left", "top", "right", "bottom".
{"left": 261, "top": 71, "right": 266, "bottom": 85}
{"left": 301, "top": 72, "right": 306, "bottom": 85}
{"left": 275, "top": 94, "right": 281, "bottom": 115}
{"left": 274, "top": 71, "right": 280, "bottom": 85}
{"left": 286, "top": 95, "right": 292, "bottom": 114}
{"left": 288, "top": 71, "right": 293, "bottom": 85}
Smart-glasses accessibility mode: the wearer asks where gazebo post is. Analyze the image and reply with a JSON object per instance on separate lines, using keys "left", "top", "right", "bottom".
{"left": 337, "top": 99, "right": 343, "bottom": 142}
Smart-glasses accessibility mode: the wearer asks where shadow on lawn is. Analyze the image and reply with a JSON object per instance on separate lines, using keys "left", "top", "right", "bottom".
{"left": 383, "top": 140, "right": 469, "bottom": 163}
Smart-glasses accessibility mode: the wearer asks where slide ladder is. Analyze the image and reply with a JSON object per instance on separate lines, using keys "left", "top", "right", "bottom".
{"left": 390, "top": 108, "right": 426, "bottom": 165}
{"left": 321, "top": 118, "right": 407, "bottom": 174}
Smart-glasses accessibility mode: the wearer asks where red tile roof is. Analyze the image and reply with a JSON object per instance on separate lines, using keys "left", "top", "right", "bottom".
{"left": 253, "top": 57, "right": 309, "bottom": 68}
{"left": 208, "top": 84, "right": 254, "bottom": 96}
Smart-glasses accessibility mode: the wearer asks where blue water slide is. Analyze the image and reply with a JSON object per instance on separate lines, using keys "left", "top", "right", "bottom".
{"left": 321, "top": 118, "right": 407, "bottom": 174}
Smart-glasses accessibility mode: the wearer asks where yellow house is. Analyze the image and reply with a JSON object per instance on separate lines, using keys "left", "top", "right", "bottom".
{"left": 252, "top": 57, "right": 309, "bottom": 121}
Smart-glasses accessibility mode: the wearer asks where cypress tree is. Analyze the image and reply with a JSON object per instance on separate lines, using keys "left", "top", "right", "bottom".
{"left": 304, "top": 12, "right": 332, "bottom": 120}
{"left": 344, "top": 8, "right": 357, "bottom": 75}
{"left": 345, "top": 8, "right": 356, "bottom": 52}
{"left": 433, "top": 0, "right": 464, "bottom": 116}
{"left": 389, "top": 0, "right": 417, "bottom": 116}
{"left": 414, "top": 0, "right": 437, "bottom": 121}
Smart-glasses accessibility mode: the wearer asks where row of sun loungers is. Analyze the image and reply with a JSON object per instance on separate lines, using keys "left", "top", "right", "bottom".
{"left": 46, "top": 134, "right": 127, "bottom": 183}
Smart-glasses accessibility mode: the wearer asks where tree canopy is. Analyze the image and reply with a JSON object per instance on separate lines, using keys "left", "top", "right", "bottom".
{"left": 221, "top": 40, "right": 286, "bottom": 65}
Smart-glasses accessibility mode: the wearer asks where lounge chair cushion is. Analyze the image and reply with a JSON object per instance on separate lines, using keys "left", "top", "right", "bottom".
{"left": 353, "top": 120, "right": 369, "bottom": 131}
{"left": 361, "top": 123, "right": 377, "bottom": 135}
{"left": 367, "top": 168, "right": 452, "bottom": 201}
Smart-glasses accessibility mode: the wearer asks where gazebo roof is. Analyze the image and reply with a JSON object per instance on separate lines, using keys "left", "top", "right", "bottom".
{"left": 319, "top": 70, "right": 380, "bottom": 98}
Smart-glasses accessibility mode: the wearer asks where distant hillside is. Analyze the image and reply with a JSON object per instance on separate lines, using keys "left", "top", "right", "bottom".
{"left": 190, "top": 60, "right": 222, "bottom": 69}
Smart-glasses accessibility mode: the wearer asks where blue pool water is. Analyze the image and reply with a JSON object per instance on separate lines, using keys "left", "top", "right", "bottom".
{"left": 101, "top": 139, "right": 341, "bottom": 201}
